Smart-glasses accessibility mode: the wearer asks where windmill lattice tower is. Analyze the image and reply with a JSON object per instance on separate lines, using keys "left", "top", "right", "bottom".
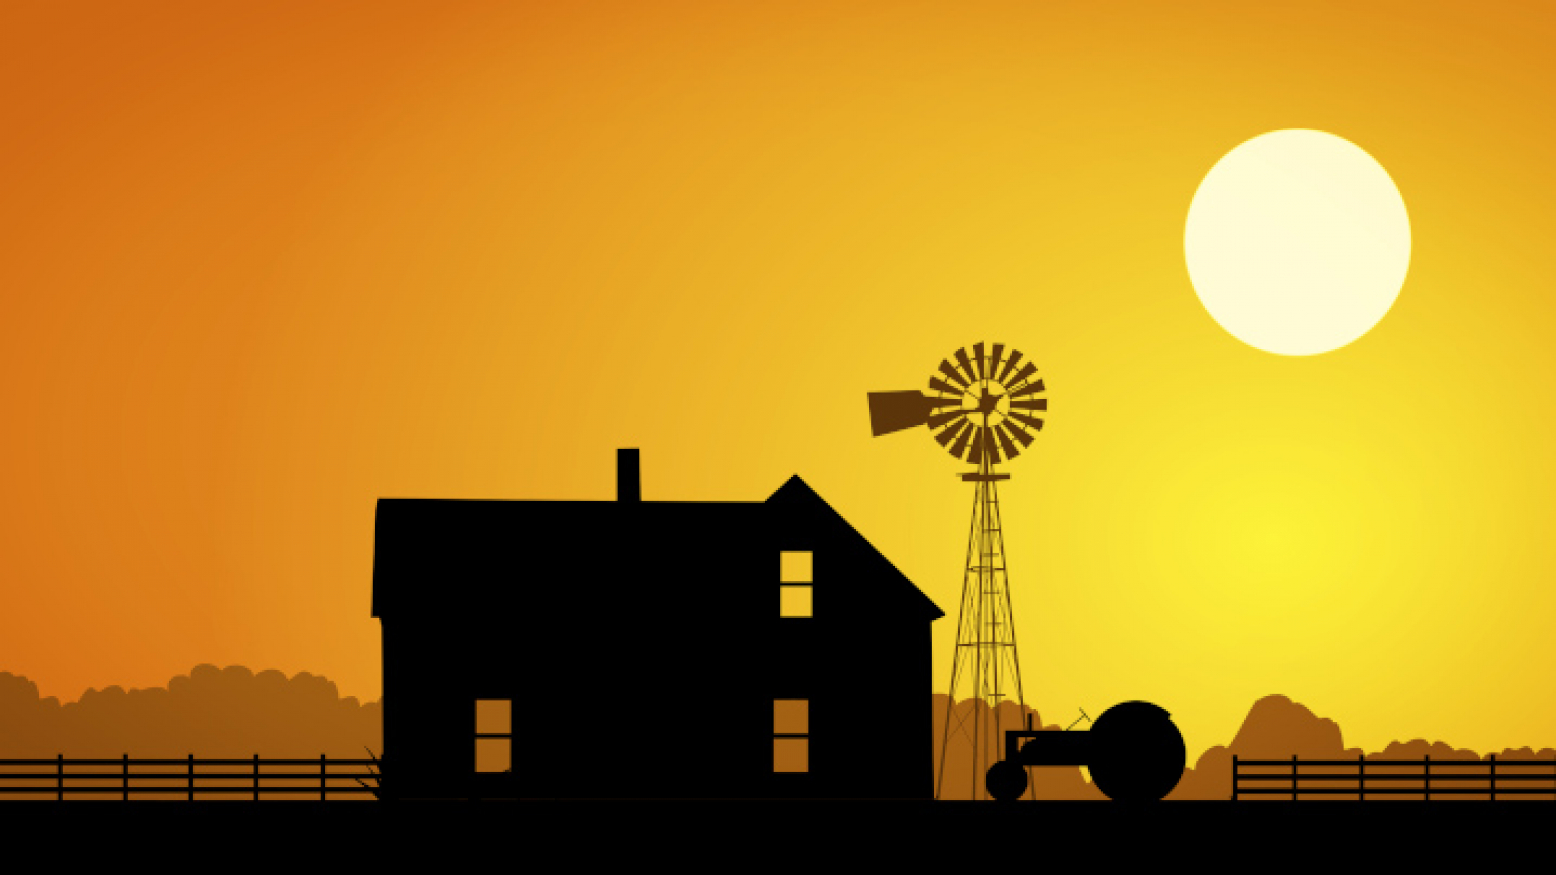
{"left": 868, "top": 343, "right": 1047, "bottom": 800}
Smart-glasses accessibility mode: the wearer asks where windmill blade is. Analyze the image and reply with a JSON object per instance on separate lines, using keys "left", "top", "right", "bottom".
{"left": 867, "top": 391, "right": 938, "bottom": 436}
{"left": 1006, "top": 362, "right": 1038, "bottom": 389}
{"left": 936, "top": 417, "right": 969, "bottom": 448}
{"left": 997, "top": 348, "right": 1023, "bottom": 384}
{"left": 1009, "top": 378, "right": 1046, "bottom": 399}
{"left": 953, "top": 348, "right": 978, "bottom": 386}
{"left": 1010, "top": 396, "right": 1048, "bottom": 411}
{"left": 971, "top": 343, "right": 987, "bottom": 381}
{"left": 970, "top": 425, "right": 1000, "bottom": 465}
{"left": 1008, "top": 411, "right": 1045, "bottom": 432}
{"left": 927, "top": 408, "right": 966, "bottom": 430}
{"left": 948, "top": 420, "right": 976, "bottom": 459}
{"left": 994, "top": 422, "right": 1020, "bottom": 460}
{"left": 938, "top": 360, "right": 970, "bottom": 390}
{"left": 961, "top": 424, "right": 983, "bottom": 464}
{"left": 989, "top": 344, "right": 1006, "bottom": 382}
{"left": 929, "top": 376, "right": 965, "bottom": 397}
{"left": 1000, "top": 419, "right": 1035, "bottom": 448}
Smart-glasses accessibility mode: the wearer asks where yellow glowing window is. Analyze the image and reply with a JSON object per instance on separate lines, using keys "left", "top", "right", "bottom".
{"left": 475, "top": 699, "right": 511, "bottom": 773}
{"left": 779, "top": 585, "right": 812, "bottom": 618}
{"left": 774, "top": 698, "right": 809, "bottom": 773}
{"left": 780, "top": 551, "right": 812, "bottom": 618}
{"left": 780, "top": 551, "right": 812, "bottom": 583}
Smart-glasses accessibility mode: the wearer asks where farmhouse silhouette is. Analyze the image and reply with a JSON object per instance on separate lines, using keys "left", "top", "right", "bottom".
{"left": 371, "top": 449, "right": 943, "bottom": 799}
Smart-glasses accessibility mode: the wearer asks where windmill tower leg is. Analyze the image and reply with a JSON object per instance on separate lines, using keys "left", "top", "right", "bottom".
{"left": 935, "top": 455, "right": 1031, "bottom": 800}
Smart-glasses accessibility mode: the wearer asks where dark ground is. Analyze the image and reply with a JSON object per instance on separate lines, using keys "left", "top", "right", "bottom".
{"left": 5, "top": 800, "right": 1544, "bottom": 864}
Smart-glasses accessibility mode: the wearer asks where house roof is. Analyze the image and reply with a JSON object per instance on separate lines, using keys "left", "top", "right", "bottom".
{"left": 371, "top": 474, "right": 942, "bottom": 622}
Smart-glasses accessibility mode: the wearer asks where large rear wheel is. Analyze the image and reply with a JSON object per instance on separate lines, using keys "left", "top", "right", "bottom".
{"left": 1087, "top": 701, "right": 1186, "bottom": 801}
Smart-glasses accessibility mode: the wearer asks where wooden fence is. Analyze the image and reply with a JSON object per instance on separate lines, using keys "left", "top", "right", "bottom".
{"left": 1233, "top": 754, "right": 1556, "bottom": 800}
{"left": 0, "top": 755, "right": 380, "bottom": 800}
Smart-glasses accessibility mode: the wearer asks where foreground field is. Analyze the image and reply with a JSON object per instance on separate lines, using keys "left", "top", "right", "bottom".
{"left": 5, "top": 798, "right": 1548, "bottom": 864}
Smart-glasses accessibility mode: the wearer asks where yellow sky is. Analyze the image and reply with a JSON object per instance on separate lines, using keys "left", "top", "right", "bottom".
{"left": 4, "top": 1, "right": 1556, "bottom": 763}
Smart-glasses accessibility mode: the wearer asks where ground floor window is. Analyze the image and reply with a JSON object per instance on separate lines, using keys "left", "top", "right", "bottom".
{"left": 773, "top": 698, "right": 808, "bottom": 773}
{"left": 475, "top": 698, "right": 512, "bottom": 772}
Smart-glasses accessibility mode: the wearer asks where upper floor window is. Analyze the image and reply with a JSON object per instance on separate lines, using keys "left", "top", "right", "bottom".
{"left": 779, "top": 550, "right": 812, "bottom": 618}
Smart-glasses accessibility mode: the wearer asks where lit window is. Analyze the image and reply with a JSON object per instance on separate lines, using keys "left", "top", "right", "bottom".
{"left": 475, "top": 699, "right": 511, "bottom": 773}
{"left": 779, "top": 585, "right": 812, "bottom": 618}
{"left": 773, "top": 698, "right": 808, "bottom": 773}
{"left": 780, "top": 551, "right": 812, "bottom": 618}
{"left": 780, "top": 551, "right": 812, "bottom": 582}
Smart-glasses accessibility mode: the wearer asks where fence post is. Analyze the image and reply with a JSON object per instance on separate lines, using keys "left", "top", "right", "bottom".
{"left": 1291, "top": 754, "right": 1298, "bottom": 801}
{"left": 1489, "top": 753, "right": 1496, "bottom": 801}
{"left": 57, "top": 753, "right": 63, "bottom": 801}
{"left": 254, "top": 754, "right": 260, "bottom": 801}
{"left": 1423, "top": 754, "right": 1430, "bottom": 801}
{"left": 1231, "top": 754, "right": 1238, "bottom": 801}
{"left": 1358, "top": 754, "right": 1365, "bottom": 801}
{"left": 188, "top": 753, "right": 195, "bottom": 801}
{"left": 320, "top": 754, "right": 327, "bottom": 801}
{"left": 123, "top": 753, "right": 129, "bottom": 801}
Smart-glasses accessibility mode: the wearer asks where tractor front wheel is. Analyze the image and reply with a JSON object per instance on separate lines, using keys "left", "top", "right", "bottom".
{"left": 985, "top": 760, "right": 1028, "bottom": 801}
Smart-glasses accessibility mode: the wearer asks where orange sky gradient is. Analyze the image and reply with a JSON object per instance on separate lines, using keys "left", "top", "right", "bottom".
{"left": 5, "top": 1, "right": 1556, "bottom": 764}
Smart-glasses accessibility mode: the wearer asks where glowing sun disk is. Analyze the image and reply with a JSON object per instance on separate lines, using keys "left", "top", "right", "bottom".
{"left": 1185, "top": 129, "right": 1411, "bottom": 356}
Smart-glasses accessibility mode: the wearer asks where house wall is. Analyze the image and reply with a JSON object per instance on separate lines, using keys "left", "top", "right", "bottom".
{"left": 376, "top": 492, "right": 939, "bottom": 800}
{"left": 382, "top": 605, "right": 934, "bottom": 799}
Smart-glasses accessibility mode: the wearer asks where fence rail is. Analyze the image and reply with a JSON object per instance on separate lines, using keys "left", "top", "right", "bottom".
{"left": 1233, "top": 754, "right": 1556, "bottom": 801}
{"left": 0, "top": 755, "right": 380, "bottom": 800}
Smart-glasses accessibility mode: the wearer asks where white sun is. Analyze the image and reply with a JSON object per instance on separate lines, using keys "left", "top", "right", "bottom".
{"left": 1185, "top": 129, "right": 1411, "bottom": 356}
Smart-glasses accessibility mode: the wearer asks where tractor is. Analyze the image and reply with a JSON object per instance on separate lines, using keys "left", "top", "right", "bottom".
{"left": 984, "top": 700, "right": 1186, "bottom": 801}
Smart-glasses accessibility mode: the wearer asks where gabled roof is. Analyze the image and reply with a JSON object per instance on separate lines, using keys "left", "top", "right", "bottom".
{"left": 371, "top": 475, "right": 942, "bottom": 623}
{"left": 764, "top": 475, "right": 943, "bottom": 622}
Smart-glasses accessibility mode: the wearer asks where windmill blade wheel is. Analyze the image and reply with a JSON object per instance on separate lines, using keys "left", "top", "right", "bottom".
{"left": 924, "top": 343, "right": 1046, "bottom": 470}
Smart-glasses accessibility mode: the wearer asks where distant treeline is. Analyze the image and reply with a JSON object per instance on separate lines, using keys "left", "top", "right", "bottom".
{"left": 1170, "top": 693, "right": 1556, "bottom": 800}
{"left": 0, "top": 664, "right": 381, "bottom": 758}
{"left": 3, "top": 669, "right": 1549, "bottom": 800}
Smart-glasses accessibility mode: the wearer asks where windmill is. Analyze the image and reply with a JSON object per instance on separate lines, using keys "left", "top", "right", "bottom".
{"left": 868, "top": 342, "right": 1046, "bottom": 800}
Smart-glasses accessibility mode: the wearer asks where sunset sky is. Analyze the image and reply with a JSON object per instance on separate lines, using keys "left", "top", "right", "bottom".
{"left": 5, "top": 1, "right": 1556, "bottom": 764}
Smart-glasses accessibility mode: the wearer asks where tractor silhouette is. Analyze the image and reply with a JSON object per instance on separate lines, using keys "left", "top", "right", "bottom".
{"left": 985, "top": 701, "right": 1186, "bottom": 801}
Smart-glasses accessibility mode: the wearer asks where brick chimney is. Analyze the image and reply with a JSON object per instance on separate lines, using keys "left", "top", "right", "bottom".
{"left": 617, "top": 448, "right": 640, "bottom": 502}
